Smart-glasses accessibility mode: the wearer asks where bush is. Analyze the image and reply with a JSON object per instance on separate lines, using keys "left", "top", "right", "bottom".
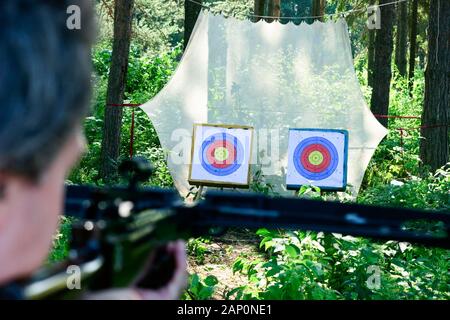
{"left": 56, "top": 36, "right": 449, "bottom": 301}
{"left": 224, "top": 67, "right": 449, "bottom": 300}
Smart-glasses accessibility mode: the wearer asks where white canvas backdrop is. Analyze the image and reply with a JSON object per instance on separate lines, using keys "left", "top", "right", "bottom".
{"left": 141, "top": 10, "right": 388, "bottom": 197}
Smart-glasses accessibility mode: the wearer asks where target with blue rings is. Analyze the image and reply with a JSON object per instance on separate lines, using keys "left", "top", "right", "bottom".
{"left": 293, "top": 136, "right": 339, "bottom": 181}
{"left": 189, "top": 124, "right": 254, "bottom": 188}
{"left": 286, "top": 128, "right": 348, "bottom": 191}
{"left": 200, "top": 132, "right": 244, "bottom": 176}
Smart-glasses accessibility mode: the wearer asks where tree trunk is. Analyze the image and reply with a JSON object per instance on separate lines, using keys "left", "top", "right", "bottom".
{"left": 253, "top": 0, "right": 265, "bottom": 22}
{"left": 419, "top": 0, "right": 449, "bottom": 171}
{"left": 100, "top": 0, "right": 134, "bottom": 182}
{"left": 370, "top": 0, "right": 395, "bottom": 128}
{"left": 408, "top": 0, "right": 418, "bottom": 93}
{"left": 395, "top": 0, "right": 408, "bottom": 77}
{"left": 312, "top": 0, "right": 326, "bottom": 22}
{"left": 267, "top": 0, "right": 281, "bottom": 22}
{"left": 184, "top": 0, "right": 202, "bottom": 48}
{"left": 254, "top": 1, "right": 281, "bottom": 23}
{"left": 272, "top": 0, "right": 281, "bottom": 17}
{"left": 367, "top": 0, "right": 376, "bottom": 87}
{"left": 252, "top": 0, "right": 265, "bottom": 22}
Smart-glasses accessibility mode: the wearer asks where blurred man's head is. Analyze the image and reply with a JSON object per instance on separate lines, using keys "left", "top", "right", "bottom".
{"left": 0, "top": 0, "right": 94, "bottom": 283}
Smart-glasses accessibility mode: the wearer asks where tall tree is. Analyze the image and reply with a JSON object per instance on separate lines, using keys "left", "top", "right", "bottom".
{"left": 254, "top": 0, "right": 281, "bottom": 22}
{"left": 312, "top": 0, "right": 326, "bottom": 22}
{"left": 100, "top": 0, "right": 135, "bottom": 182}
{"left": 184, "top": 0, "right": 202, "bottom": 48}
{"left": 253, "top": 0, "right": 265, "bottom": 22}
{"left": 367, "top": 0, "right": 376, "bottom": 87}
{"left": 370, "top": 0, "right": 395, "bottom": 127}
{"left": 408, "top": 0, "right": 418, "bottom": 93}
{"left": 267, "top": 0, "right": 281, "bottom": 22}
{"left": 420, "top": 0, "right": 449, "bottom": 171}
{"left": 394, "top": 0, "right": 408, "bottom": 76}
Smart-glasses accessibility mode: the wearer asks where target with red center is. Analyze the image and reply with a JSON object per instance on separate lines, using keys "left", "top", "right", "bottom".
{"left": 201, "top": 132, "right": 243, "bottom": 176}
{"left": 189, "top": 124, "right": 253, "bottom": 187}
{"left": 287, "top": 129, "right": 348, "bottom": 190}
{"left": 294, "top": 137, "right": 338, "bottom": 180}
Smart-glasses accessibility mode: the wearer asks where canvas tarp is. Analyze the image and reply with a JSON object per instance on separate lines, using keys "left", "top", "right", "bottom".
{"left": 141, "top": 10, "right": 388, "bottom": 197}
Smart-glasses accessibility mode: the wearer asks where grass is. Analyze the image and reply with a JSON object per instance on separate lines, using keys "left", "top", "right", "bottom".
{"left": 48, "top": 50, "right": 449, "bottom": 300}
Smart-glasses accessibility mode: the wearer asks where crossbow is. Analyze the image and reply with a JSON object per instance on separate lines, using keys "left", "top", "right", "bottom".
{"left": 5, "top": 158, "right": 449, "bottom": 300}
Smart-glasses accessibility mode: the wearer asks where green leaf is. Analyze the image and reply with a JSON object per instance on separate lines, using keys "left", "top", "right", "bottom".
{"left": 190, "top": 273, "right": 199, "bottom": 289}
{"left": 260, "top": 236, "right": 272, "bottom": 248}
{"left": 204, "top": 275, "right": 219, "bottom": 287}
{"left": 266, "top": 266, "right": 281, "bottom": 277}
{"left": 226, "top": 287, "right": 244, "bottom": 300}
{"left": 285, "top": 244, "right": 299, "bottom": 258}
{"left": 198, "top": 286, "right": 214, "bottom": 300}
{"left": 256, "top": 228, "right": 271, "bottom": 237}
{"left": 264, "top": 240, "right": 275, "bottom": 251}
{"left": 232, "top": 259, "right": 244, "bottom": 274}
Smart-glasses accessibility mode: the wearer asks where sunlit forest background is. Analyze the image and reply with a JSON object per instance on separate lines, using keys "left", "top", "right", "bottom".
{"left": 51, "top": 0, "right": 449, "bottom": 300}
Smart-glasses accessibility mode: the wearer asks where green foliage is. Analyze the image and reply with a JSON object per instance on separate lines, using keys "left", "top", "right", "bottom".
{"left": 54, "top": 1, "right": 448, "bottom": 301}
{"left": 296, "top": 185, "right": 323, "bottom": 200}
{"left": 359, "top": 165, "right": 450, "bottom": 211}
{"left": 184, "top": 274, "right": 219, "bottom": 300}
{"left": 224, "top": 69, "right": 448, "bottom": 299}
{"left": 69, "top": 45, "right": 181, "bottom": 186}
{"left": 187, "top": 237, "right": 211, "bottom": 265}
{"left": 48, "top": 217, "right": 72, "bottom": 263}
{"left": 229, "top": 229, "right": 339, "bottom": 299}
{"left": 202, "top": 0, "right": 253, "bottom": 19}
{"left": 223, "top": 55, "right": 448, "bottom": 301}
{"left": 96, "top": 0, "right": 184, "bottom": 52}
{"left": 361, "top": 68, "right": 426, "bottom": 190}
{"left": 228, "top": 224, "right": 449, "bottom": 300}
{"left": 249, "top": 168, "right": 276, "bottom": 195}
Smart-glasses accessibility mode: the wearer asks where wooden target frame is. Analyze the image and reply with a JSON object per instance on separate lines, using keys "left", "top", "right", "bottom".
{"left": 188, "top": 123, "right": 254, "bottom": 188}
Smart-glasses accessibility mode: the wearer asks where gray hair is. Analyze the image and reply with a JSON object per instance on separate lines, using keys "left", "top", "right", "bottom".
{"left": 0, "top": 0, "right": 94, "bottom": 180}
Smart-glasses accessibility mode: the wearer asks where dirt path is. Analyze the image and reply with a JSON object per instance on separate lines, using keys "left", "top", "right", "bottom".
{"left": 187, "top": 229, "right": 265, "bottom": 299}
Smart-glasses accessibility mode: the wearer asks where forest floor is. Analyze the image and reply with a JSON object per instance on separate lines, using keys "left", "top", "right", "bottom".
{"left": 187, "top": 229, "right": 264, "bottom": 299}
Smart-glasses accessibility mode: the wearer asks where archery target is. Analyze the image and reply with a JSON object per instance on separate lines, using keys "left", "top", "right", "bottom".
{"left": 189, "top": 124, "right": 253, "bottom": 187}
{"left": 201, "top": 132, "right": 243, "bottom": 176}
{"left": 286, "top": 129, "right": 348, "bottom": 190}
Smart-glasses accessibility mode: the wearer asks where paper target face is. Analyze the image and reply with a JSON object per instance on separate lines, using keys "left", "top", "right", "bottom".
{"left": 287, "top": 129, "right": 348, "bottom": 190}
{"left": 201, "top": 132, "right": 244, "bottom": 176}
{"left": 189, "top": 124, "right": 253, "bottom": 187}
